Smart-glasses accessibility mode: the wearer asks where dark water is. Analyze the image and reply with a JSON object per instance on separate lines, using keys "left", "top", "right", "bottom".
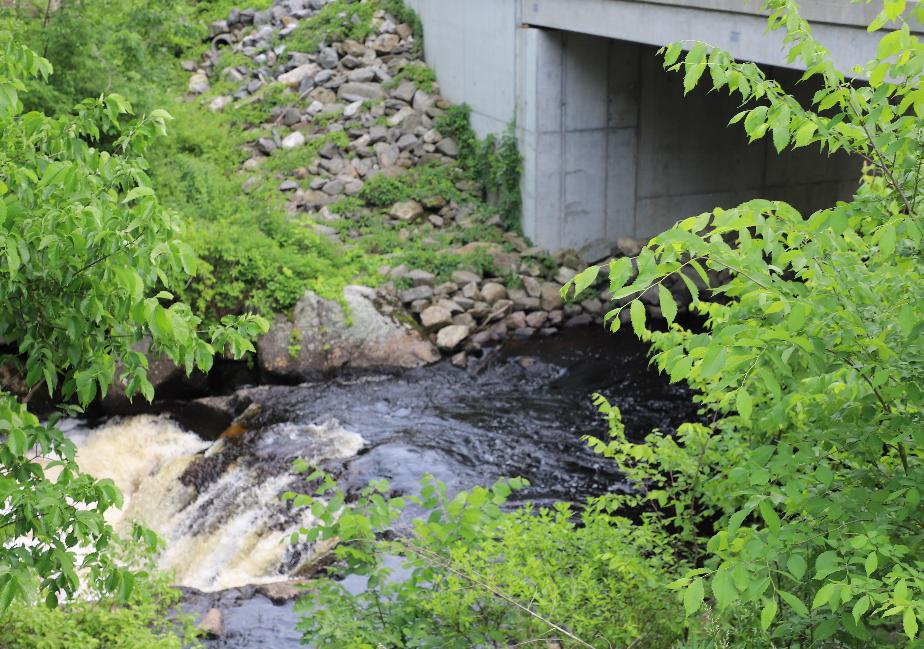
{"left": 177, "top": 325, "right": 695, "bottom": 648}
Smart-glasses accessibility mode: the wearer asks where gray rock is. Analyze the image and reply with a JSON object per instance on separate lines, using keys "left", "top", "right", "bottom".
{"left": 399, "top": 285, "right": 433, "bottom": 303}
{"left": 281, "top": 131, "right": 306, "bottom": 149}
{"left": 540, "top": 282, "right": 563, "bottom": 311}
{"left": 314, "top": 68, "right": 333, "bottom": 85}
{"left": 372, "top": 33, "right": 400, "bottom": 53}
{"left": 257, "top": 286, "right": 439, "bottom": 378}
{"left": 396, "top": 133, "right": 418, "bottom": 150}
{"left": 187, "top": 72, "right": 210, "bottom": 94}
{"left": 338, "top": 82, "right": 385, "bottom": 103}
{"left": 506, "top": 311, "right": 527, "bottom": 329}
{"left": 565, "top": 314, "right": 594, "bottom": 327}
{"left": 257, "top": 581, "right": 309, "bottom": 604}
{"left": 257, "top": 137, "right": 277, "bottom": 154}
{"left": 278, "top": 63, "right": 319, "bottom": 87}
{"left": 523, "top": 275, "right": 542, "bottom": 298}
{"left": 390, "top": 200, "right": 423, "bottom": 221}
{"left": 581, "top": 298, "right": 603, "bottom": 314}
{"left": 408, "top": 269, "right": 435, "bottom": 286}
{"left": 436, "top": 298, "right": 463, "bottom": 313}
{"left": 208, "top": 20, "right": 229, "bottom": 37}
{"left": 461, "top": 282, "right": 481, "bottom": 300}
{"left": 555, "top": 266, "right": 577, "bottom": 285}
{"left": 281, "top": 106, "right": 302, "bottom": 126}
{"left": 369, "top": 125, "right": 388, "bottom": 143}
{"left": 452, "top": 269, "right": 481, "bottom": 284}
{"left": 616, "top": 237, "right": 643, "bottom": 257}
{"left": 436, "top": 324, "right": 470, "bottom": 351}
{"left": 342, "top": 39, "right": 366, "bottom": 57}
{"left": 392, "top": 80, "right": 417, "bottom": 103}
{"left": 253, "top": 9, "right": 272, "bottom": 25}
{"left": 526, "top": 311, "right": 549, "bottom": 329}
{"left": 436, "top": 137, "right": 458, "bottom": 157}
{"left": 318, "top": 46, "right": 339, "bottom": 69}
{"left": 348, "top": 67, "right": 376, "bottom": 82}
{"left": 420, "top": 305, "right": 452, "bottom": 330}
{"left": 451, "top": 351, "right": 467, "bottom": 368}
{"left": 344, "top": 99, "right": 364, "bottom": 118}
{"left": 480, "top": 282, "right": 507, "bottom": 305}
{"left": 278, "top": 180, "right": 299, "bottom": 192}
{"left": 375, "top": 142, "right": 400, "bottom": 167}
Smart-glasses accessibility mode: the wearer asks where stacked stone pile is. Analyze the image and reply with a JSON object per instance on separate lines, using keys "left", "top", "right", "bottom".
{"left": 182, "top": 0, "right": 712, "bottom": 371}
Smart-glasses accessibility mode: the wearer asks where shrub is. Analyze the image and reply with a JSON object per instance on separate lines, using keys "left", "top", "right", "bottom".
{"left": 0, "top": 539, "right": 202, "bottom": 649}
{"left": 287, "top": 471, "right": 683, "bottom": 648}
{"left": 567, "top": 1, "right": 924, "bottom": 645}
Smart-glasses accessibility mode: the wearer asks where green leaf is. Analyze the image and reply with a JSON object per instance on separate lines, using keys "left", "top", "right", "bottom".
{"left": 904, "top": 608, "right": 919, "bottom": 640}
{"left": 630, "top": 300, "right": 647, "bottom": 337}
{"left": 684, "top": 577, "right": 705, "bottom": 616}
{"left": 794, "top": 121, "right": 817, "bottom": 147}
{"left": 658, "top": 285, "right": 677, "bottom": 325}
{"left": 864, "top": 551, "right": 878, "bottom": 576}
{"left": 787, "top": 554, "right": 807, "bottom": 580}
{"left": 662, "top": 42, "right": 683, "bottom": 67}
{"left": 771, "top": 106, "right": 791, "bottom": 152}
{"left": 852, "top": 595, "right": 870, "bottom": 623}
{"left": 608, "top": 256, "right": 633, "bottom": 293}
{"left": 760, "top": 598, "right": 778, "bottom": 630}
{"left": 736, "top": 389, "right": 753, "bottom": 423}
{"left": 812, "top": 583, "right": 836, "bottom": 609}
{"left": 758, "top": 499, "right": 780, "bottom": 533}
{"left": 683, "top": 44, "right": 708, "bottom": 94}
{"left": 122, "top": 185, "right": 155, "bottom": 203}
{"left": 712, "top": 569, "right": 737, "bottom": 610}
{"left": 779, "top": 590, "right": 809, "bottom": 617}
{"left": 570, "top": 265, "right": 600, "bottom": 299}
{"left": 6, "top": 428, "right": 26, "bottom": 456}
{"left": 878, "top": 223, "right": 896, "bottom": 257}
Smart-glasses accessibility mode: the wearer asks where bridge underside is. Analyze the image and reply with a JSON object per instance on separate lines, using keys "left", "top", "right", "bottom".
{"left": 408, "top": 0, "right": 871, "bottom": 257}
{"left": 518, "top": 32, "right": 858, "bottom": 257}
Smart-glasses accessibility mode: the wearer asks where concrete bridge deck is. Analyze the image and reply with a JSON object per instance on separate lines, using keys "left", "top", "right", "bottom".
{"left": 407, "top": 0, "right": 901, "bottom": 257}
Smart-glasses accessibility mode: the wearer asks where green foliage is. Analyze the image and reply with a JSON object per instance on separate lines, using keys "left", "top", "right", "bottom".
{"left": 283, "top": 0, "right": 422, "bottom": 55}
{"left": 358, "top": 162, "right": 470, "bottom": 206}
{"left": 284, "top": 0, "right": 379, "bottom": 54}
{"left": 435, "top": 105, "right": 523, "bottom": 230}
{"left": 146, "top": 96, "right": 373, "bottom": 316}
{"left": 568, "top": 2, "right": 924, "bottom": 645}
{"left": 0, "top": 0, "right": 195, "bottom": 116}
{"left": 0, "top": 36, "right": 266, "bottom": 608}
{"left": 0, "top": 538, "right": 202, "bottom": 649}
{"left": 286, "top": 469, "right": 682, "bottom": 648}
{"left": 391, "top": 62, "right": 436, "bottom": 93}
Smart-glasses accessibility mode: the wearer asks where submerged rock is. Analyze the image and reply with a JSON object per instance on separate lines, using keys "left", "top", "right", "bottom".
{"left": 257, "top": 286, "right": 439, "bottom": 379}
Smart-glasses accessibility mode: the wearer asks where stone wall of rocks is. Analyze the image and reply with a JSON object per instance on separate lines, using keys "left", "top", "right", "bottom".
{"left": 183, "top": 0, "right": 709, "bottom": 370}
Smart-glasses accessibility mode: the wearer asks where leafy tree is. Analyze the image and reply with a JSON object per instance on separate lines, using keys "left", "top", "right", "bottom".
{"left": 567, "top": 0, "right": 924, "bottom": 644}
{"left": 0, "top": 34, "right": 266, "bottom": 608}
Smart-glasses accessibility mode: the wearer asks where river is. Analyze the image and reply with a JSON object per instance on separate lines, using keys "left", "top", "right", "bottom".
{"left": 66, "top": 325, "right": 695, "bottom": 647}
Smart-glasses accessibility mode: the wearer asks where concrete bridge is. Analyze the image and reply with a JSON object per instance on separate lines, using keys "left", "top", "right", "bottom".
{"left": 406, "top": 0, "right": 891, "bottom": 258}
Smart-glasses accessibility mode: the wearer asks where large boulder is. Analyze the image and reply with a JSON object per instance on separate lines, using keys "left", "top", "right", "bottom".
{"left": 257, "top": 286, "right": 439, "bottom": 379}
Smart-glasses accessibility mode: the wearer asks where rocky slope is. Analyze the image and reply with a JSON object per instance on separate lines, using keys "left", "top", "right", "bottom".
{"left": 182, "top": 0, "right": 707, "bottom": 377}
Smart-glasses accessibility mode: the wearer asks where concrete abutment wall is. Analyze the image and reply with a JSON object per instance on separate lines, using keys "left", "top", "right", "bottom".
{"left": 407, "top": 0, "right": 864, "bottom": 257}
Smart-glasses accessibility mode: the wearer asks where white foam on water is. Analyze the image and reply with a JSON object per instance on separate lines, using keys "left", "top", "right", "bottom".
{"left": 70, "top": 414, "right": 364, "bottom": 592}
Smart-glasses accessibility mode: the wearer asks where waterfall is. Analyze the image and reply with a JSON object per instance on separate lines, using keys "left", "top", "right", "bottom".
{"left": 66, "top": 415, "right": 364, "bottom": 592}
